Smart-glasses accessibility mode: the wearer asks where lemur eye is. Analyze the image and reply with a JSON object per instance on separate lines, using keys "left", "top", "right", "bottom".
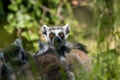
{"left": 49, "top": 32, "right": 55, "bottom": 39}
{"left": 59, "top": 32, "right": 64, "bottom": 38}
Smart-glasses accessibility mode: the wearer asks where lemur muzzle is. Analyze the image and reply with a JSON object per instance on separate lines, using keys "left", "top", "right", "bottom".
{"left": 54, "top": 36, "right": 61, "bottom": 44}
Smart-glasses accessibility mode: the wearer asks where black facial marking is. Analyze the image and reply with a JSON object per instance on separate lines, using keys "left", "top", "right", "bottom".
{"left": 42, "top": 26, "right": 47, "bottom": 35}
{"left": 54, "top": 36, "right": 61, "bottom": 44}
{"left": 49, "top": 27, "right": 63, "bottom": 31}
{"left": 58, "top": 32, "right": 64, "bottom": 38}
{"left": 65, "top": 25, "right": 70, "bottom": 34}
{"left": 20, "top": 50, "right": 27, "bottom": 64}
{"left": 49, "top": 32, "right": 56, "bottom": 40}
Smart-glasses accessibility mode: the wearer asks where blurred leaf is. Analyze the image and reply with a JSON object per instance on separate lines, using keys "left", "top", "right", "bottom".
{"left": 30, "top": 33, "right": 39, "bottom": 40}
{"left": 35, "top": 8, "right": 41, "bottom": 17}
{"left": 8, "top": 3, "right": 18, "bottom": 12}
{"left": 7, "top": 13, "right": 14, "bottom": 22}
{"left": 20, "top": 5, "right": 27, "bottom": 12}
{"left": 21, "top": 31, "right": 29, "bottom": 40}
{"left": 16, "top": 0, "right": 22, "bottom": 4}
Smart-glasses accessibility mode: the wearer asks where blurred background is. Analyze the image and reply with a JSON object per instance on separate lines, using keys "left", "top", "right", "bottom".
{"left": 0, "top": 0, "right": 120, "bottom": 79}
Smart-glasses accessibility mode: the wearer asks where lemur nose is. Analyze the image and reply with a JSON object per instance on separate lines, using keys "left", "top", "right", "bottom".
{"left": 54, "top": 36, "right": 61, "bottom": 44}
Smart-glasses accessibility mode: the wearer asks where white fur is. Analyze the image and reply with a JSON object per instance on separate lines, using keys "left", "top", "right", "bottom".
{"left": 37, "top": 44, "right": 49, "bottom": 56}
{"left": 60, "top": 56, "right": 66, "bottom": 61}
{"left": 0, "top": 52, "right": 4, "bottom": 59}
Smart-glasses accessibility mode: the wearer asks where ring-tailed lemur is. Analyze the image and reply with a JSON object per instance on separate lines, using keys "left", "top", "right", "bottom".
{"left": 41, "top": 24, "right": 70, "bottom": 61}
{"left": 0, "top": 39, "right": 28, "bottom": 80}
{"left": 36, "top": 24, "right": 91, "bottom": 80}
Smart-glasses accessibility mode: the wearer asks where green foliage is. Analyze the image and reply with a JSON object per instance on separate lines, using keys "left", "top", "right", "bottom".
{"left": 91, "top": 49, "right": 120, "bottom": 80}
{"left": 90, "top": 0, "right": 120, "bottom": 80}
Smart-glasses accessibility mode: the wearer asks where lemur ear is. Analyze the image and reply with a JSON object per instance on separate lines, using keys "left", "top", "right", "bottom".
{"left": 64, "top": 24, "right": 70, "bottom": 35}
{"left": 41, "top": 25, "right": 49, "bottom": 35}
{"left": 12, "top": 39, "right": 23, "bottom": 49}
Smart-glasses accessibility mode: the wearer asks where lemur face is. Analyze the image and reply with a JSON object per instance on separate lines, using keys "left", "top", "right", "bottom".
{"left": 42, "top": 24, "right": 70, "bottom": 48}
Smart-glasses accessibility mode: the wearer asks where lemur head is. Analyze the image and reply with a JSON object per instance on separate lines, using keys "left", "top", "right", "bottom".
{"left": 41, "top": 24, "right": 70, "bottom": 48}
{"left": 11, "top": 39, "right": 27, "bottom": 64}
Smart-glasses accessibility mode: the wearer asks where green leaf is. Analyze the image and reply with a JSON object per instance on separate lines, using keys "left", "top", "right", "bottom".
{"left": 30, "top": 33, "right": 39, "bottom": 40}
{"left": 8, "top": 3, "right": 18, "bottom": 12}
{"left": 21, "top": 31, "right": 29, "bottom": 40}
{"left": 20, "top": 5, "right": 27, "bottom": 13}
{"left": 35, "top": 9, "right": 41, "bottom": 17}
{"left": 16, "top": 0, "right": 22, "bottom": 4}
{"left": 7, "top": 13, "right": 14, "bottom": 22}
